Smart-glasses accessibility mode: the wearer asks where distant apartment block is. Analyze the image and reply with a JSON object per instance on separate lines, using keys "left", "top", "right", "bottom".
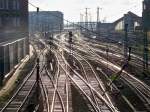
{"left": 29, "top": 11, "right": 64, "bottom": 34}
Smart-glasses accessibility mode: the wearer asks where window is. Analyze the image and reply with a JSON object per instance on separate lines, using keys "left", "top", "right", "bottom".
{"left": 5, "top": 0, "right": 9, "bottom": 9}
{"left": 12, "top": 17, "right": 20, "bottom": 27}
{"left": 12, "top": 0, "right": 19, "bottom": 10}
{"left": 16, "top": 0, "right": 19, "bottom": 10}
{"left": 12, "top": 0, "right": 16, "bottom": 10}
{"left": 144, "top": 4, "right": 146, "bottom": 10}
{"left": 0, "top": 19, "right": 1, "bottom": 27}
{"left": 0, "top": 0, "right": 5, "bottom": 9}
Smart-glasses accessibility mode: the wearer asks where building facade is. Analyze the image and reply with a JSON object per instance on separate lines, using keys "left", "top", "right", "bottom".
{"left": 0, "top": 0, "right": 29, "bottom": 85}
{"left": 29, "top": 11, "right": 64, "bottom": 34}
{"left": 114, "top": 12, "right": 142, "bottom": 32}
{"left": 96, "top": 23, "right": 114, "bottom": 33}
{"left": 0, "top": 0, "right": 28, "bottom": 42}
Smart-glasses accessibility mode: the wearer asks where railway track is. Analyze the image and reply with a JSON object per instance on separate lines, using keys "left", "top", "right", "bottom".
{"left": 63, "top": 41, "right": 145, "bottom": 111}
{"left": 0, "top": 38, "right": 48, "bottom": 112}
{"left": 39, "top": 74, "right": 50, "bottom": 112}
{"left": 55, "top": 50, "right": 100, "bottom": 112}
{"left": 55, "top": 33, "right": 150, "bottom": 111}
{"left": 41, "top": 32, "right": 149, "bottom": 111}
{"left": 76, "top": 38, "right": 150, "bottom": 111}
{"left": 0, "top": 41, "right": 42, "bottom": 112}
{"left": 51, "top": 42, "right": 118, "bottom": 112}
{"left": 39, "top": 39, "right": 72, "bottom": 112}
{"left": 41, "top": 65, "right": 66, "bottom": 112}
{"left": 71, "top": 53, "right": 118, "bottom": 111}
{"left": 88, "top": 46, "right": 150, "bottom": 109}
{"left": 0, "top": 64, "right": 37, "bottom": 112}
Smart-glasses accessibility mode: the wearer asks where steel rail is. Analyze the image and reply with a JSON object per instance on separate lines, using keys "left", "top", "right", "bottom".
{"left": 40, "top": 40, "right": 66, "bottom": 112}
{"left": 0, "top": 64, "right": 37, "bottom": 112}
{"left": 87, "top": 45, "right": 150, "bottom": 110}
{"left": 52, "top": 39, "right": 118, "bottom": 112}
{"left": 45, "top": 67, "right": 65, "bottom": 112}
{"left": 0, "top": 40, "right": 47, "bottom": 112}
{"left": 39, "top": 74, "right": 50, "bottom": 112}
{"left": 16, "top": 81, "right": 36, "bottom": 112}
{"left": 53, "top": 50, "right": 99, "bottom": 112}
{"left": 73, "top": 54, "right": 101, "bottom": 112}
{"left": 55, "top": 49, "right": 118, "bottom": 112}
{"left": 59, "top": 35, "right": 139, "bottom": 111}
{"left": 72, "top": 52, "right": 116, "bottom": 110}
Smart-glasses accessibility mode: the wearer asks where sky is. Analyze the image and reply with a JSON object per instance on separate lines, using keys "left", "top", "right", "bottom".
{"left": 29, "top": 0, "right": 143, "bottom": 23}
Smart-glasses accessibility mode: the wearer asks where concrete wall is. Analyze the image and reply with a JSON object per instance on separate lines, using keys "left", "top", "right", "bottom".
{"left": 3, "top": 44, "right": 10, "bottom": 74}
{"left": 9, "top": 42, "right": 15, "bottom": 70}
{"left": 24, "top": 38, "right": 29, "bottom": 55}
{"left": 0, "top": 38, "right": 28, "bottom": 80}
{"left": 0, "top": 44, "right": 10, "bottom": 76}
{"left": 115, "top": 20, "right": 124, "bottom": 31}
{"left": 14, "top": 41, "right": 18, "bottom": 66}
{"left": 148, "top": 31, "right": 150, "bottom": 35}
{"left": 18, "top": 40, "right": 22, "bottom": 63}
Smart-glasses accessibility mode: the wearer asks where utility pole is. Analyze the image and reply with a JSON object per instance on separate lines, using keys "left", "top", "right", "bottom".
{"left": 80, "top": 13, "right": 84, "bottom": 33}
{"left": 69, "top": 31, "right": 73, "bottom": 75}
{"left": 67, "top": 21, "right": 69, "bottom": 32}
{"left": 124, "top": 24, "right": 128, "bottom": 61}
{"left": 96, "top": 7, "right": 102, "bottom": 36}
{"left": 0, "top": 72, "right": 3, "bottom": 87}
{"left": 143, "top": 28, "right": 149, "bottom": 72}
{"left": 85, "top": 8, "right": 89, "bottom": 30}
{"left": 80, "top": 14, "right": 83, "bottom": 32}
{"left": 37, "top": 7, "right": 39, "bottom": 33}
{"left": 36, "top": 58, "right": 40, "bottom": 103}
{"left": 36, "top": 7, "right": 40, "bottom": 104}
{"left": 89, "top": 13, "right": 93, "bottom": 32}
{"left": 142, "top": 0, "right": 149, "bottom": 72}
{"left": 97, "top": 7, "right": 100, "bottom": 23}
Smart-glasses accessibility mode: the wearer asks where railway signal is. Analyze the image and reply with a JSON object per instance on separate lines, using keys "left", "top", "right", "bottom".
{"left": 107, "top": 47, "right": 131, "bottom": 93}
{"left": 142, "top": 0, "right": 149, "bottom": 72}
{"left": 124, "top": 24, "right": 129, "bottom": 62}
{"left": 68, "top": 31, "right": 73, "bottom": 74}
{"left": 36, "top": 58, "right": 40, "bottom": 103}
{"left": 0, "top": 74, "right": 3, "bottom": 86}
{"left": 69, "top": 31, "right": 73, "bottom": 42}
{"left": 48, "top": 33, "right": 53, "bottom": 63}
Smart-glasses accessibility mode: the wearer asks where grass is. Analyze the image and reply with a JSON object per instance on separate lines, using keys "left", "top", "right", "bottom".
{"left": 0, "top": 55, "right": 36, "bottom": 106}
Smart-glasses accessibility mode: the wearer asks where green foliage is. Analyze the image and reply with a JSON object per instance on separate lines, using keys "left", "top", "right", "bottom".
{"left": 110, "top": 74, "right": 117, "bottom": 81}
{"left": 143, "top": 70, "right": 150, "bottom": 76}
{"left": 0, "top": 11, "right": 21, "bottom": 16}
{"left": 0, "top": 56, "right": 36, "bottom": 105}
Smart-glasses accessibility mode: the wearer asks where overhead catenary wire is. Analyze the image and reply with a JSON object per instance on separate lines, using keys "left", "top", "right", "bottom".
{"left": 0, "top": 2, "right": 148, "bottom": 72}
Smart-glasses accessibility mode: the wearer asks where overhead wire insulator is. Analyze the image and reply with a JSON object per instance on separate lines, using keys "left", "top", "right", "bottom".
{"left": 37, "top": 7, "right": 39, "bottom": 13}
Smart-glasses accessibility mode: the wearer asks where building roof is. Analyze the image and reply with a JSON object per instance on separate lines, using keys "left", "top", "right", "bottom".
{"left": 29, "top": 11, "right": 63, "bottom": 15}
{"left": 113, "top": 11, "right": 142, "bottom": 25}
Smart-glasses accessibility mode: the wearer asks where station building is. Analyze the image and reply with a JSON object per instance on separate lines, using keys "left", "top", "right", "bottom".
{"left": 113, "top": 11, "right": 142, "bottom": 32}
{"left": 0, "top": 0, "right": 29, "bottom": 85}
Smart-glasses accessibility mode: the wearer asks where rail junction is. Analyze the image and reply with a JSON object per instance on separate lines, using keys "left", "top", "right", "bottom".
{"left": 0, "top": 31, "right": 150, "bottom": 112}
